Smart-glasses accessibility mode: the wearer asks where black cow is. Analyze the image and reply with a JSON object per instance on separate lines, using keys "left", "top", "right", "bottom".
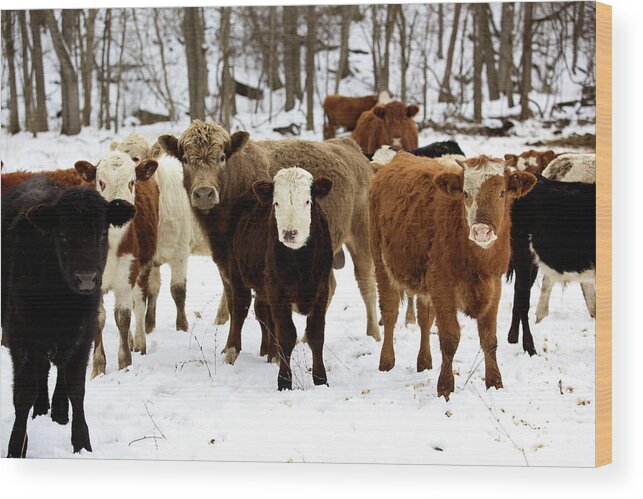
{"left": 507, "top": 175, "right": 596, "bottom": 356}
{"left": 2, "top": 177, "right": 135, "bottom": 457}
{"left": 363, "top": 140, "right": 464, "bottom": 161}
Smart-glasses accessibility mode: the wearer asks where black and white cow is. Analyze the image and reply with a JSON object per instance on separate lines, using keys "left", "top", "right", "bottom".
{"left": 507, "top": 174, "right": 596, "bottom": 355}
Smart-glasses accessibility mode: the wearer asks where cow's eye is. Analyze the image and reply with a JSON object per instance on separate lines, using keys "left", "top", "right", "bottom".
{"left": 305, "top": 200, "right": 311, "bottom": 206}
{"left": 499, "top": 190, "right": 505, "bottom": 198}
{"left": 181, "top": 156, "right": 188, "bottom": 165}
{"left": 99, "top": 180, "right": 106, "bottom": 191}
{"left": 463, "top": 191, "right": 469, "bottom": 199}
{"left": 274, "top": 202, "right": 279, "bottom": 208}
{"left": 132, "top": 157, "right": 140, "bottom": 162}
{"left": 219, "top": 154, "right": 226, "bottom": 164}
{"left": 128, "top": 180, "right": 135, "bottom": 192}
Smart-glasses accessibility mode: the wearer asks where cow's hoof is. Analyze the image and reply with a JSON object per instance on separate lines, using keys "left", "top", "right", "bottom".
{"left": 51, "top": 407, "right": 69, "bottom": 426}
{"left": 437, "top": 375, "right": 455, "bottom": 400}
{"left": 72, "top": 424, "right": 92, "bottom": 454}
{"left": 417, "top": 354, "right": 433, "bottom": 372}
{"left": 368, "top": 327, "right": 382, "bottom": 342}
{"left": 145, "top": 317, "right": 156, "bottom": 335}
{"left": 118, "top": 350, "right": 132, "bottom": 370}
{"left": 32, "top": 397, "right": 50, "bottom": 419}
{"left": 176, "top": 316, "right": 188, "bottom": 332}
{"left": 378, "top": 356, "right": 395, "bottom": 372}
{"left": 485, "top": 377, "right": 504, "bottom": 390}
{"left": 223, "top": 347, "right": 238, "bottom": 365}
{"left": 507, "top": 329, "right": 519, "bottom": 344}
{"left": 278, "top": 376, "right": 292, "bottom": 391}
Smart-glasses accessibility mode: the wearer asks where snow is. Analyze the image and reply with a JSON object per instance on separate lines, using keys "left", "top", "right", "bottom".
{"left": 0, "top": 121, "right": 595, "bottom": 466}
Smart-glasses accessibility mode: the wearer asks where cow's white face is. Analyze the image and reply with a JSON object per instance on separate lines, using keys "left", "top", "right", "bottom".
{"left": 95, "top": 152, "right": 139, "bottom": 205}
{"left": 516, "top": 156, "right": 537, "bottom": 172}
{"left": 272, "top": 168, "right": 315, "bottom": 250}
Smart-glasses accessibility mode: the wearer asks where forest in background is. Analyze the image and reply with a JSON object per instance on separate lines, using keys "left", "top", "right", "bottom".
{"left": 1, "top": 2, "right": 597, "bottom": 137}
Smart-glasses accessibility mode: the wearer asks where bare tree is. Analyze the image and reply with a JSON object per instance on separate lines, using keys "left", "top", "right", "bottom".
{"left": 473, "top": 6, "right": 483, "bottom": 122}
{"left": 98, "top": 9, "right": 112, "bottom": 130}
{"left": 114, "top": 9, "right": 128, "bottom": 133}
{"left": 498, "top": 2, "right": 515, "bottom": 107}
{"left": 439, "top": 3, "right": 461, "bottom": 103}
{"left": 305, "top": 6, "right": 316, "bottom": 131}
{"left": 478, "top": 4, "right": 500, "bottom": 101}
{"left": 282, "top": 6, "right": 301, "bottom": 111}
{"left": 437, "top": 4, "right": 444, "bottom": 59}
{"left": 183, "top": 7, "right": 208, "bottom": 120}
{"left": 44, "top": 10, "right": 81, "bottom": 135}
{"left": 153, "top": 9, "right": 176, "bottom": 120}
{"left": 2, "top": 11, "right": 21, "bottom": 134}
{"left": 520, "top": 3, "right": 534, "bottom": 120}
{"left": 30, "top": 11, "right": 48, "bottom": 132}
{"left": 334, "top": 5, "right": 356, "bottom": 94}
{"left": 18, "top": 11, "right": 34, "bottom": 132}
{"left": 80, "top": 10, "right": 97, "bottom": 127}
{"left": 220, "top": 6, "right": 235, "bottom": 129}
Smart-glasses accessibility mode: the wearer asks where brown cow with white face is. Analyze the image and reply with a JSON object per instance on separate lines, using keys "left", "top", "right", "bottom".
{"left": 504, "top": 150, "right": 558, "bottom": 174}
{"left": 369, "top": 153, "right": 536, "bottom": 399}
{"left": 352, "top": 101, "right": 419, "bottom": 154}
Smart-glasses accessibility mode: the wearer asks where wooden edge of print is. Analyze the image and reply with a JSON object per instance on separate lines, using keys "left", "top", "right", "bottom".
{"left": 596, "top": 1, "right": 612, "bottom": 467}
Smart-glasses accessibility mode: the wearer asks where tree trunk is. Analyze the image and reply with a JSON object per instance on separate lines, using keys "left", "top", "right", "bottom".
{"left": 572, "top": 2, "right": 585, "bottom": 74}
{"left": 30, "top": 11, "right": 48, "bottom": 132}
{"left": 478, "top": 4, "right": 500, "bottom": 101}
{"left": 282, "top": 6, "right": 300, "bottom": 111}
{"left": 248, "top": 7, "right": 283, "bottom": 91}
{"left": 473, "top": 6, "right": 483, "bottom": 122}
{"left": 520, "top": 3, "right": 534, "bottom": 120}
{"left": 153, "top": 9, "right": 176, "bottom": 120}
{"left": 114, "top": 9, "right": 128, "bottom": 133}
{"left": 2, "top": 12, "right": 21, "bottom": 134}
{"left": 18, "top": 11, "right": 34, "bottom": 132}
{"left": 370, "top": 5, "right": 382, "bottom": 91}
{"left": 81, "top": 10, "right": 97, "bottom": 127}
{"left": 220, "top": 7, "right": 235, "bottom": 129}
{"left": 381, "top": 5, "right": 396, "bottom": 92}
{"left": 437, "top": 4, "right": 444, "bottom": 59}
{"left": 334, "top": 5, "right": 355, "bottom": 94}
{"left": 439, "top": 3, "right": 461, "bottom": 103}
{"left": 99, "top": 9, "right": 112, "bottom": 130}
{"left": 183, "top": 7, "right": 207, "bottom": 121}
{"left": 305, "top": 6, "right": 316, "bottom": 131}
{"left": 498, "top": 2, "right": 515, "bottom": 107}
{"left": 44, "top": 10, "right": 81, "bottom": 135}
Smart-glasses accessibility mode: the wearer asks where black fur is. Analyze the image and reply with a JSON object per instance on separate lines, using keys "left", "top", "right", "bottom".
{"left": 507, "top": 174, "right": 596, "bottom": 355}
{"left": 363, "top": 140, "right": 465, "bottom": 161}
{"left": 2, "top": 177, "right": 133, "bottom": 457}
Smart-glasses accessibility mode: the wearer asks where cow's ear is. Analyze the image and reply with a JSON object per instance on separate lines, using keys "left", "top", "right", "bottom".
{"left": 252, "top": 180, "right": 274, "bottom": 204}
{"left": 110, "top": 141, "right": 120, "bottom": 151}
{"left": 504, "top": 153, "right": 517, "bottom": 163}
{"left": 74, "top": 161, "right": 97, "bottom": 182}
{"left": 135, "top": 159, "right": 158, "bottom": 181}
{"left": 25, "top": 203, "right": 57, "bottom": 234}
{"left": 373, "top": 105, "right": 386, "bottom": 119}
{"left": 312, "top": 177, "right": 333, "bottom": 200}
{"left": 106, "top": 200, "right": 136, "bottom": 227}
{"left": 157, "top": 135, "right": 181, "bottom": 160}
{"left": 434, "top": 172, "right": 464, "bottom": 198}
{"left": 507, "top": 172, "right": 537, "bottom": 199}
{"left": 406, "top": 104, "right": 420, "bottom": 118}
{"left": 225, "top": 131, "right": 250, "bottom": 159}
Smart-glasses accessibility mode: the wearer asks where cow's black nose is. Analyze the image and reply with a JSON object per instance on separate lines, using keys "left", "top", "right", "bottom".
{"left": 193, "top": 187, "right": 215, "bottom": 200}
{"left": 284, "top": 229, "right": 298, "bottom": 242}
{"left": 75, "top": 272, "right": 98, "bottom": 291}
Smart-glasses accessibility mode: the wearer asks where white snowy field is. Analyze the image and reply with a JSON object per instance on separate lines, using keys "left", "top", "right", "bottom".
{"left": 0, "top": 123, "right": 596, "bottom": 466}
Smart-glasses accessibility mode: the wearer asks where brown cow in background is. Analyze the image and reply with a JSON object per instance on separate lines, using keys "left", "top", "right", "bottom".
{"left": 352, "top": 101, "right": 419, "bottom": 155}
{"left": 504, "top": 150, "right": 559, "bottom": 174}
{"left": 323, "top": 90, "right": 392, "bottom": 140}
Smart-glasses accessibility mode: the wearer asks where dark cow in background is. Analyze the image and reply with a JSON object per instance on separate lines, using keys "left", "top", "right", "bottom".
{"left": 323, "top": 91, "right": 392, "bottom": 140}
{"left": 352, "top": 100, "right": 419, "bottom": 154}
{"left": 364, "top": 140, "right": 465, "bottom": 162}
{"left": 370, "top": 153, "right": 536, "bottom": 399}
{"left": 1, "top": 168, "right": 84, "bottom": 194}
{"left": 507, "top": 174, "right": 596, "bottom": 356}
{"left": 245, "top": 168, "right": 334, "bottom": 389}
{"left": 504, "top": 150, "right": 559, "bottom": 174}
{"left": 2, "top": 177, "right": 135, "bottom": 457}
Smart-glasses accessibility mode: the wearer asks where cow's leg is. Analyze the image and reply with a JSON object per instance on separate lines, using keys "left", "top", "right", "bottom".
{"left": 302, "top": 271, "right": 335, "bottom": 345}
{"left": 433, "top": 296, "right": 461, "bottom": 400}
{"left": 91, "top": 294, "right": 107, "bottom": 378}
{"left": 221, "top": 284, "right": 251, "bottom": 365}
{"left": 8, "top": 353, "right": 37, "bottom": 458}
{"left": 520, "top": 265, "right": 539, "bottom": 356}
{"left": 214, "top": 271, "right": 231, "bottom": 326}
{"left": 114, "top": 283, "right": 133, "bottom": 370}
{"left": 145, "top": 264, "right": 161, "bottom": 334}
{"left": 535, "top": 274, "right": 554, "bottom": 323}
{"left": 508, "top": 259, "right": 538, "bottom": 356}
{"left": 51, "top": 365, "right": 69, "bottom": 425}
{"left": 373, "top": 255, "right": 400, "bottom": 372}
{"left": 581, "top": 282, "right": 596, "bottom": 319}
{"left": 306, "top": 284, "right": 330, "bottom": 386}
{"left": 64, "top": 346, "right": 93, "bottom": 453}
{"left": 416, "top": 295, "right": 434, "bottom": 372}
{"left": 271, "top": 300, "right": 298, "bottom": 390}
{"left": 255, "top": 298, "right": 273, "bottom": 358}
{"left": 32, "top": 356, "right": 50, "bottom": 418}
{"left": 132, "top": 284, "right": 147, "bottom": 355}
{"left": 477, "top": 280, "right": 503, "bottom": 390}
{"left": 405, "top": 293, "right": 417, "bottom": 326}
{"left": 169, "top": 255, "right": 189, "bottom": 332}
{"left": 346, "top": 233, "right": 380, "bottom": 342}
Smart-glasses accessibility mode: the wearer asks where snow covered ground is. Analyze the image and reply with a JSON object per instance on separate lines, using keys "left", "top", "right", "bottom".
{"left": 0, "top": 122, "right": 596, "bottom": 465}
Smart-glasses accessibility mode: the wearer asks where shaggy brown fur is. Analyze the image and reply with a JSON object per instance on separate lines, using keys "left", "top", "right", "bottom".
{"left": 2, "top": 168, "right": 85, "bottom": 194}
{"left": 504, "top": 150, "right": 559, "bottom": 174}
{"left": 323, "top": 94, "right": 380, "bottom": 139}
{"left": 352, "top": 101, "right": 419, "bottom": 154}
{"left": 157, "top": 120, "right": 274, "bottom": 363}
{"left": 369, "top": 152, "right": 536, "bottom": 399}
{"left": 256, "top": 137, "right": 380, "bottom": 342}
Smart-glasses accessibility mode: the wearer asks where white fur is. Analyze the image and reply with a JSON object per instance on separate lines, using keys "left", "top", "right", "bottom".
{"left": 371, "top": 145, "right": 397, "bottom": 166}
{"left": 95, "top": 151, "right": 139, "bottom": 205}
{"left": 461, "top": 161, "right": 504, "bottom": 248}
{"left": 377, "top": 90, "right": 392, "bottom": 104}
{"left": 542, "top": 153, "right": 596, "bottom": 183}
{"left": 272, "top": 167, "right": 315, "bottom": 250}
{"left": 516, "top": 156, "right": 538, "bottom": 172}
